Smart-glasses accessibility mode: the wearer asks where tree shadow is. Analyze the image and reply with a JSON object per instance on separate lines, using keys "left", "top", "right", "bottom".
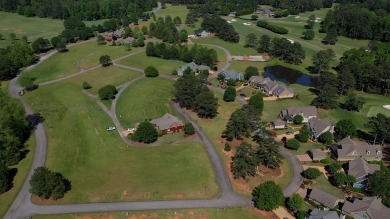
{"left": 26, "top": 113, "right": 45, "bottom": 129}
{"left": 308, "top": 88, "right": 320, "bottom": 95}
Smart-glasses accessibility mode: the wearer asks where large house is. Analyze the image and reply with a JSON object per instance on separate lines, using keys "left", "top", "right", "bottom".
{"left": 330, "top": 136, "right": 383, "bottom": 161}
{"left": 308, "top": 187, "right": 339, "bottom": 209}
{"left": 177, "top": 62, "right": 210, "bottom": 76}
{"left": 347, "top": 157, "right": 380, "bottom": 188}
{"left": 248, "top": 76, "right": 294, "bottom": 99}
{"left": 150, "top": 113, "right": 184, "bottom": 134}
{"left": 307, "top": 118, "right": 334, "bottom": 140}
{"left": 307, "top": 209, "right": 340, "bottom": 219}
{"left": 342, "top": 197, "right": 390, "bottom": 219}
{"left": 280, "top": 106, "right": 317, "bottom": 123}
{"left": 222, "top": 69, "right": 244, "bottom": 81}
{"left": 194, "top": 29, "right": 211, "bottom": 37}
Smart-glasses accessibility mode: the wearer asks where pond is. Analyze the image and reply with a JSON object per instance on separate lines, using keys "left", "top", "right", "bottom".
{"left": 263, "top": 65, "right": 319, "bottom": 87}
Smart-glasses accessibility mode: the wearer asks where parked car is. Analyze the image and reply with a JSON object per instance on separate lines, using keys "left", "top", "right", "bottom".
{"left": 106, "top": 126, "right": 116, "bottom": 131}
{"left": 286, "top": 130, "right": 294, "bottom": 135}
{"left": 127, "top": 128, "right": 136, "bottom": 133}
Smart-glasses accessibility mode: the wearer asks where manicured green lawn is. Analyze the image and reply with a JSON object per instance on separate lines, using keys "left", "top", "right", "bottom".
{"left": 0, "top": 136, "right": 35, "bottom": 217}
{"left": 116, "top": 52, "right": 186, "bottom": 74}
{"left": 314, "top": 175, "right": 345, "bottom": 199}
{"left": 66, "top": 66, "right": 142, "bottom": 94}
{"left": 22, "top": 41, "right": 142, "bottom": 83}
{"left": 33, "top": 207, "right": 265, "bottom": 219}
{"left": 116, "top": 77, "right": 180, "bottom": 128}
{"left": 23, "top": 80, "right": 218, "bottom": 204}
{"left": 0, "top": 12, "right": 63, "bottom": 48}
{"left": 292, "top": 142, "right": 324, "bottom": 155}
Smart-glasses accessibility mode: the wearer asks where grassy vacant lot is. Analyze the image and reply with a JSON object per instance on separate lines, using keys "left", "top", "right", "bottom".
{"left": 116, "top": 52, "right": 186, "bottom": 74}
{"left": 22, "top": 41, "right": 143, "bottom": 83}
{"left": 292, "top": 142, "right": 323, "bottom": 155}
{"left": 0, "top": 12, "right": 63, "bottom": 48}
{"left": 33, "top": 207, "right": 265, "bottom": 219}
{"left": 66, "top": 66, "right": 142, "bottom": 94}
{"left": 314, "top": 175, "right": 345, "bottom": 199}
{"left": 116, "top": 77, "right": 179, "bottom": 128}
{"left": 0, "top": 136, "right": 35, "bottom": 217}
{"left": 23, "top": 80, "right": 218, "bottom": 204}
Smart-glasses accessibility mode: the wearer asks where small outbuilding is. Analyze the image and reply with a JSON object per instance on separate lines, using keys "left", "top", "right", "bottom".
{"left": 310, "top": 149, "right": 327, "bottom": 161}
{"left": 272, "top": 120, "right": 287, "bottom": 129}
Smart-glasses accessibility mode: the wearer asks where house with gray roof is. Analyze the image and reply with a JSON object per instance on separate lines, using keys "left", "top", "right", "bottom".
{"left": 150, "top": 113, "right": 184, "bottom": 134}
{"left": 262, "top": 80, "right": 279, "bottom": 94}
{"left": 310, "top": 149, "right": 327, "bottom": 161}
{"left": 272, "top": 120, "right": 287, "bottom": 129}
{"left": 272, "top": 84, "right": 294, "bottom": 99}
{"left": 248, "top": 76, "right": 294, "bottom": 98}
{"left": 281, "top": 106, "right": 317, "bottom": 123}
{"left": 347, "top": 157, "right": 380, "bottom": 188}
{"left": 308, "top": 209, "right": 340, "bottom": 219}
{"left": 222, "top": 69, "right": 244, "bottom": 81}
{"left": 248, "top": 76, "right": 267, "bottom": 88}
{"left": 307, "top": 118, "right": 334, "bottom": 140}
{"left": 194, "top": 29, "right": 211, "bottom": 37}
{"left": 330, "top": 136, "right": 383, "bottom": 161}
{"left": 308, "top": 187, "right": 339, "bottom": 209}
{"left": 342, "top": 196, "right": 390, "bottom": 219}
{"left": 177, "top": 62, "right": 210, "bottom": 76}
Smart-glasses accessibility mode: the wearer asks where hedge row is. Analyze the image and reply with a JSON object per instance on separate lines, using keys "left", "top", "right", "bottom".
{"left": 256, "top": 20, "right": 289, "bottom": 34}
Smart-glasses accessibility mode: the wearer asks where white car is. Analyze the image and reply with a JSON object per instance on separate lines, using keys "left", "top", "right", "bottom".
{"left": 127, "top": 128, "right": 136, "bottom": 132}
{"left": 106, "top": 126, "right": 116, "bottom": 131}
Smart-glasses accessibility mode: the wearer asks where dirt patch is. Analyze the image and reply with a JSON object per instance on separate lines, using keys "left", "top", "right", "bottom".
{"left": 253, "top": 208, "right": 279, "bottom": 219}
{"left": 123, "top": 190, "right": 128, "bottom": 196}
{"left": 176, "top": 193, "right": 185, "bottom": 198}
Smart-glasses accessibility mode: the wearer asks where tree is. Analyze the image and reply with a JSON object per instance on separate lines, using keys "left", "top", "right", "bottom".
{"left": 31, "top": 38, "right": 51, "bottom": 53}
{"left": 244, "top": 66, "right": 259, "bottom": 80}
{"left": 231, "top": 142, "right": 257, "bottom": 179}
{"left": 179, "top": 29, "right": 188, "bottom": 42}
{"left": 251, "top": 15, "right": 258, "bottom": 20}
{"left": 318, "top": 131, "right": 333, "bottom": 144}
{"left": 98, "top": 85, "right": 118, "bottom": 100}
{"left": 366, "top": 114, "right": 390, "bottom": 144}
{"left": 285, "top": 139, "right": 300, "bottom": 150}
{"left": 303, "top": 168, "right": 321, "bottom": 179}
{"left": 144, "top": 66, "right": 159, "bottom": 77}
{"left": 194, "top": 87, "right": 218, "bottom": 118}
{"left": 226, "top": 79, "right": 236, "bottom": 86}
{"left": 29, "top": 167, "right": 71, "bottom": 199}
{"left": 223, "top": 86, "right": 236, "bottom": 102}
{"left": 326, "top": 162, "right": 342, "bottom": 174}
{"left": 96, "top": 35, "right": 106, "bottom": 45}
{"left": 258, "top": 35, "right": 271, "bottom": 53}
{"left": 252, "top": 181, "right": 284, "bottom": 210}
{"left": 224, "top": 143, "right": 231, "bottom": 151}
{"left": 286, "top": 194, "right": 304, "bottom": 213}
{"left": 323, "top": 25, "right": 338, "bottom": 45}
{"left": 51, "top": 36, "right": 67, "bottom": 52}
{"left": 342, "top": 93, "right": 365, "bottom": 112}
{"left": 302, "top": 29, "right": 315, "bottom": 40}
{"left": 245, "top": 33, "right": 257, "bottom": 48}
{"left": 334, "top": 119, "right": 357, "bottom": 141}
{"left": 173, "top": 16, "right": 181, "bottom": 26}
{"left": 82, "top": 82, "right": 92, "bottom": 89}
{"left": 367, "top": 169, "right": 390, "bottom": 198}
{"left": 332, "top": 172, "right": 356, "bottom": 187}
{"left": 223, "top": 108, "right": 252, "bottom": 141}
{"left": 312, "top": 49, "right": 335, "bottom": 74}
{"left": 131, "top": 121, "right": 158, "bottom": 143}
{"left": 293, "top": 115, "right": 303, "bottom": 124}
{"left": 183, "top": 123, "right": 195, "bottom": 136}
{"left": 0, "top": 163, "right": 13, "bottom": 194}
{"left": 174, "top": 74, "right": 203, "bottom": 108}
{"left": 295, "top": 126, "right": 310, "bottom": 142}
{"left": 19, "top": 76, "right": 36, "bottom": 91}
{"left": 99, "top": 55, "right": 111, "bottom": 67}
{"left": 255, "top": 137, "right": 283, "bottom": 169}
{"left": 248, "top": 94, "right": 264, "bottom": 115}
{"left": 312, "top": 71, "right": 339, "bottom": 109}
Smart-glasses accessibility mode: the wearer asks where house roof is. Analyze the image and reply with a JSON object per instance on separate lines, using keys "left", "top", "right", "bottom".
{"left": 342, "top": 197, "right": 390, "bottom": 219}
{"left": 307, "top": 118, "right": 332, "bottom": 138}
{"left": 308, "top": 209, "right": 340, "bottom": 219}
{"left": 222, "top": 69, "right": 244, "bottom": 80}
{"left": 273, "top": 84, "right": 294, "bottom": 96}
{"left": 310, "top": 149, "right": 327, "bottom": 159}
{"left": 263, "top": 9, "right": 274, "bottom": 14}
{"left": 347, "top": 157, "right": 380, "bottom": 179}
{"left": 249, "top": 76, "right": 264, "bottom": 84}
{"left": 178, "top": 62, "right": 210, "bottom": 76}
{"left": 194, "top": 29, "right": 210, "bottom": 35}
{"left": 150, "top": 113, "right": 183, "bottom": 131}
{"left": 282, "top": 106, "right": 318, "bottom": 119}
{"left": 336, "top": 137, "right": 383, "bottom": 159}
{"left": 123, "top": 37, "right": 134, "bottom": 44}
{"left": 263, "top": 80, "right": 278, "bottom": 92}
{"left": 308, "top": 187, "right": 338, "bottom": 209}
{"left": 272, "top": 120, "right": 287, "bottom": 127}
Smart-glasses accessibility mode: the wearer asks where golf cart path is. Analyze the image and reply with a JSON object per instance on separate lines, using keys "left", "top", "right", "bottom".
{"left": 6, "top": 39, "right": 302, "bottom": 218}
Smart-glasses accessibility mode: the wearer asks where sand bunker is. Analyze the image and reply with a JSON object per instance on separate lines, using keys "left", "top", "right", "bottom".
{"left": 384, "top": 105, "right": 390, "bottom": 110}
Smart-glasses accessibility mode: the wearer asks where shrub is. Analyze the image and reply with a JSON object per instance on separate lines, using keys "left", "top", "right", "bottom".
{"left": 286, "top": 194, "right": 304, "bottom": 213}
{"left": 82, "top": 82, "right": 92, "bottom": 89}
{"left": 226, "top": 79, "right": 236, "bottom": 86}
{"left": 318, "top": 131, "right": 333, "bottom": 144}
{"left": 326, "top": 162, "right": 342, "bottom": 174}
{"left": 293, "top": 115, "right": 303, "bottom": 124}
{"left": 224, "top": 143, "right": 231, "bottom": 151}
{"left": 295, "top": 210, "right": 306, "bottom": 219}
{"left": 98, "top": 85, "right": 118, "bottom": 100}
{"left": 320, "top": 157, "right": 331, "bottom": 164}
{"left": 171, "top": 69, "right": 178, "bottom": 75}
{"left": 251, "top": 15, "right": 259, "bottom": 20}
{"left": 285, "top": 139, "right": 300, "bottom": 150}
{"left": 295, "top": 126, "right": 310, "bottom": 142}
{"left": 303, "top": 168, "right": 321, "bottom": 179}
{"left": 183, "top": 123, "right": 195, "bottom": 136}
{"left": 144, "top": 66, "right": 159, "bottom": 77}
{"left": 223, "top": 86, "right": 236, "bottom": 102}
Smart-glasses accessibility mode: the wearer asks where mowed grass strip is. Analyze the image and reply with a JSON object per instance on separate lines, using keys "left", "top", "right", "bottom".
{"left": 32, "top": 207, "right": 265, "bottom": 219}
{"left": 23, "top": 80, "right": 218, "bottom": 204}
{"left": 66, "top": 65, "right": 142, "bottom": 94}
{"left": 0, "top": 136, "right": 35, "bottom": 217}
{"left": 116, "top": 77, "right": 179, "bottom": 128}
{"left": 116, "top": 52, "right": 186, "bottom": 74}
{"left": 22, "top": 41, "right": 142, "bottom": 83}
{"left": 0, "top": 12, "right": 63, "bottom": 48}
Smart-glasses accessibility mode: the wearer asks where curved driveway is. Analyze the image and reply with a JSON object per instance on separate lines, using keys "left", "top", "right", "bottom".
{"left": 5, "top": 39, "right": 301, "bottom": 218}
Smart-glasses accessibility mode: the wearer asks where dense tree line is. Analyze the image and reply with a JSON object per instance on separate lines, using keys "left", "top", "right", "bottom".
{"left": 258, "top": 0, "right": 333, "bottom": 13}
{"left": 149, "top": 16, "right": 184, "bottom": 43}
{"left": 321, "top": 3, "right": 390, "bottom": 41}
{"left": 201, "top": 15, "right": 239, "bottom": 43}
{"left": 0, "top": 0, "right": 157, "bottom": 20}
{"left": 256, "top": 21, "right": 288, "bottom": 34}
{"left": 146, "top": 42, "right": 217, "bottom": 67}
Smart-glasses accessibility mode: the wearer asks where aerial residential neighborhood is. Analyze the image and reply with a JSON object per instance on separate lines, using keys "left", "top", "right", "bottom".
{"left": 0, "top": 1, "right": 389, "bottom": 219}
